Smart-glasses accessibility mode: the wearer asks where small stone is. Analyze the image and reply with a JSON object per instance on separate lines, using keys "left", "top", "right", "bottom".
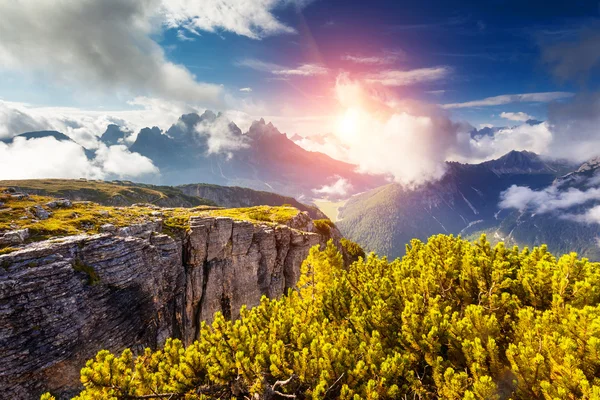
{"left": 151, "top": 211, "right": 163, "bottom": 217}
{"left": 0, "top": 228, "right": 29, "bottom": 246}
{"left": 32, "top": 205, "right": 51, "bottom": 220}
{"left": 99, "top": 223, "right": 117, "bottom": 233}
{"left": 11, "top": 193, "right": 29, "bottom": 200}
{"left": 99, "top": 210, "right": 110, "bottom": 217}
{"left": 46, "top": 199, "right": 73, "bottom": 209}
{"left": 81, "top": 222, "right": 95, "bottom": 230}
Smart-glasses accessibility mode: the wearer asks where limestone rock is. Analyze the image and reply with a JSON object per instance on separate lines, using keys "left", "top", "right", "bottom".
{"left": 1, "top": 215, "right": 340, "bottom": 399}
{"left": 31, "top": 205, "right": 51, "bottom": 220}
{"left": 45, "top": 199, "right": 72, "bottom": 209}
{"left": 0, "top": 228, "right": 29, "bottom": 246}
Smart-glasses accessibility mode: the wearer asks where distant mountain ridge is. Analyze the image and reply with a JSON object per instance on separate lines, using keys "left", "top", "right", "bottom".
{"left": 126, "top": 111, "right": 385, "bottom": 198}
{"left": 337, "top": 151, "right": 590, "bottom": 259}
{"left": 0, "top": 179, "right": 326, "bottom": 219}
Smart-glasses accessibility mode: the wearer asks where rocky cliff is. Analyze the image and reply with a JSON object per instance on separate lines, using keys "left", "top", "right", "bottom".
{"left": 0, "top": 214, "right": 332, "bottom": 399}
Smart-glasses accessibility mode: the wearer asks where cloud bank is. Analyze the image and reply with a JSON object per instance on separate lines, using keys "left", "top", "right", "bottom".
{"left": 162, "top": 0, "right": 312, "bottom": 40}
{"left": 0, "top": 0, "right": 313, "bottom": 104}
{"left": 313, "top": 177, "right": 353, "bottom": 200}
{"left": 500, "top": 112, "right": 534, "bottom": 122}
{"left": 0, "top": 0, "right": 224, "bottom": 104}
{"left": 0, "top": 137, "right": 158, "bottom": 180}
{"left": 195, "top": 114, "right": 249, "bottom": 157}
{"left": 329, "top": 74, "right": 462, "bottom": 186}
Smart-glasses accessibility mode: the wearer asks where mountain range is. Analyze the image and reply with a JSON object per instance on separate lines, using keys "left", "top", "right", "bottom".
{"left": 5, "top": 111, "right": 385, "bottom": 200}
{"left": 122, "top": 110, "right": 383, "bottom": 198}
{"left": 337, "top": 150, "right": 600, "bottom": 260}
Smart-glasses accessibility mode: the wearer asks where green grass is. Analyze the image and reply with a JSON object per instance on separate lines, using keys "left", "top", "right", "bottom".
{"left": 72, "top": 259, "right": 100, "bottom": 285}
{"left": 313, "top": 218, "right": 335, "bottom": 236}
{"left": 0, "top": 179, "right": 216, "bottom": 207}
{"left": 207, "top": 206, "right": 300, "bottom": 224}
{"left": 0, "top": 190, "right": 302, "bottom": 252}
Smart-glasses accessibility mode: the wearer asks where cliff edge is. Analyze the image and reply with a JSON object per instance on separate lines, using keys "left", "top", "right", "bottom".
{"left": 0, "top": 194, "right": 342, "bottom": 398}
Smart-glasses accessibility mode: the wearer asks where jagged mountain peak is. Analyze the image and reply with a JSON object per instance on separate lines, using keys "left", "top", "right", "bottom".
{"left": 247, "top": 118, "right": 283, "bottom": 139}
{"left": 9, "top": 130, "right": 72, "bottom": 142}
{"left": 100, "top": 124, "right": 128, "bottom": 146}
{"left": 482, "top": 150, "right": 555, "bottom": 174}
{"left": 137, "top": 126, "right": 163, "bottom": 140}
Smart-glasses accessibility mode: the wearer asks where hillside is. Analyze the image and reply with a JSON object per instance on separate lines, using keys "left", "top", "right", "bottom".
{"left": 0, "top": 179, "right": 326, "bottom": 218}
{"left": 0, "top": 179, "right": 216, "bottom": 207}
{"left": 337, "top": 151, "right": 585, "bottom": 259}
{"left": 177, "top": 183, "right": 326, "bottom": 219}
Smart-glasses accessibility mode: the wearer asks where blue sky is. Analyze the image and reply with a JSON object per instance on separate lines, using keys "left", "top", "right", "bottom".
{"left": 0, "top": 0, "right": 599, "bottom": 181}
{"left": 156, "top": 0, "right": 598, "bottom": 128}
{"left": 1, "top": 0, "right": 598, "bottom": 129}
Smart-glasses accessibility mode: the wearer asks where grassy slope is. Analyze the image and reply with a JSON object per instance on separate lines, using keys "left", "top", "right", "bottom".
{"left": 0, "top": 179, "right": 216, "bottom": 208}
{"left": 177, "top": 183, "right": 327, "bottom": 220}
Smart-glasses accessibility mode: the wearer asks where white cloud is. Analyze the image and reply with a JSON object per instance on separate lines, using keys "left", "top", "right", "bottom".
{"left": 313, "top": 177, "right": 353, "bottom": 200}
{"left": 196, "top": 114, "right": 249, "bottom": 157}
{"left": 161, "top": 0, "right": 313, "bottom": 40}
{"left": 450, "top": 122, "right": 553, "bottom": 164}
{"left": 94, "top": 144, "right": 159, "bottom": 178}
{"left": 0, "top": 0, "right": 315, "bottom": 105}
{"left": 499, "top": 185, "right": 600, "bottom": 213}
{"left": 0, "top": 98, "right": 197, "bottom": 147}
{"left": 238, "top": 59, "right": 328, "bottom": 76}
{"left": 0, "top": 0, "right": 225, "bottom": 104}
{"left": 479, "top": 123, "right": 494, "bottom": 129}
{"left": 442, "top": 92, "right": 574, "bottom": 109}
{"left": 499, "top": 174, "right": 600, "bottom": 226}
{"left": 544, "top": 93, "right": 600, "bottom": 163}
{"left": 0, "top": 137, "right": 157, "bottom": 180}
{"left": 176, "top": 29, "right": 197, "bottom": 41}
{"left": 365, "top": 67, "right": 450, "bottom": 86}
{"left": 341, "top": 50, "right": 405, "bottom": 65}
{"left": 329, "top": 73, "right": 461, "bottom": 186}
{"left": 500, "top": 111, "right": 534, "bottom": 122}
{"left": 567, "top": 205, "right": 600, "bottom": 224}
{"left": 239, "top": 88, "right": 253, "bottom": 92}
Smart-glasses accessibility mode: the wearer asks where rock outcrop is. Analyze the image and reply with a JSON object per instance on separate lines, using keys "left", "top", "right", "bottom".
{"left": 0, "top": 215, "right": 329, "bottom": 399}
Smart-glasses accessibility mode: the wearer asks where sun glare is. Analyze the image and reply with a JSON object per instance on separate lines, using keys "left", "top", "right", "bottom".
{"left": 336, "top": 108, "right": 362, "bottom": 141}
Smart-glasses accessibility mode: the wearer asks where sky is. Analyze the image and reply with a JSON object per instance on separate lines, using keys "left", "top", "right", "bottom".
{"left": 0, "top": 0, "right": 600, "bottom": 182}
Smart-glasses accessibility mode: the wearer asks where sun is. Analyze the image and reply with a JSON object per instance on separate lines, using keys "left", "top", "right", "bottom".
{"left": 336, "top": 108, "right": 362, "bottom": 141}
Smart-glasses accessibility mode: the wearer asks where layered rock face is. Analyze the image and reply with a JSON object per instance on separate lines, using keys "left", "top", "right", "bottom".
{"left": 0, "top": 215, "right": 326, "bottom": 399}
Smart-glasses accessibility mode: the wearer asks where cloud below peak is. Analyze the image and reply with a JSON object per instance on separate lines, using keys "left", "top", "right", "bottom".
{"left": 500, "top": 111, "right": 535, "bottom": 122}
{"left": 0, "top": 137, "right": 158, "bottom": 180}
